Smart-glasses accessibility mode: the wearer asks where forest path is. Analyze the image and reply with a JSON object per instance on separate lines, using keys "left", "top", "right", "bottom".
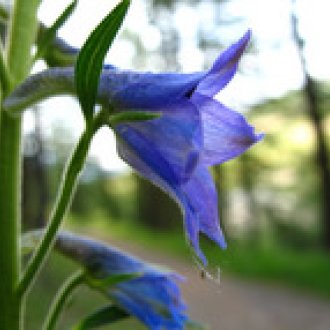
{"left": 109, "top": 238, "right": 330, "bottom": 330}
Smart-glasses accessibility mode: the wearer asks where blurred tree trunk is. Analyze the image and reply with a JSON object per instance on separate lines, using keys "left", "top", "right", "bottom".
{"left": 134, "top": 174, "right": 180, "bottom": 230}
{"left": 292, "top": 12, "right": 330, "bottom": 249}
{"left": 23, "top": 110, "right": 47, "bottom": 230}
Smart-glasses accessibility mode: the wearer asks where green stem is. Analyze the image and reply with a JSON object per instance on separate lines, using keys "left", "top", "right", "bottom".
{"left": 0, "top": 0, "right": 40, "bottom": 329}
{"left": 0, "top": 42, "right": 11, "bottom": 94}
{"left": 18, "top": 116, "right": 102, "bottom": 298}
{"left": 42, "top": 270, "right": 85, "bottom": 330}
{"left": 0, "top": 108, "right": 22, "bottom": 329}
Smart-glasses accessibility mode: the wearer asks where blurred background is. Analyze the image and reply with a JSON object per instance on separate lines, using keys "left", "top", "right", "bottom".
{"left": 5, "top": 0, "right": 330, "bottom": 328}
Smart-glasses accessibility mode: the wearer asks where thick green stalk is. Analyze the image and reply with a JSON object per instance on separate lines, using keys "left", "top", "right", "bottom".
{"left": 18, "top": 119, "right": 99, "bottom": 297}
{"left": 0, "top": 105, "right": 22, "bottom": 329}
{"left": 42, "top": 271, "right": 84, "bottom": 330}
{"left": 0, "top": 0, "right": 40, "bottom": 329}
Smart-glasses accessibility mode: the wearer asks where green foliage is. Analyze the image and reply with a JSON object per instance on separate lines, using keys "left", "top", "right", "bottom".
{"left": 75, "top": 0, "right": 130, "bottom": 122}
{"left": 74, "top": 305, "right": 129, "bottom": 329}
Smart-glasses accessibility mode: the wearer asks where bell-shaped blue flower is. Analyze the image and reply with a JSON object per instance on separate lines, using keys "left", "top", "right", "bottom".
{"left": 105, "top": 30, "right": 263, "bottom": 263}
{"left": 56, "top": 232, "right": 187, "bottom": 330}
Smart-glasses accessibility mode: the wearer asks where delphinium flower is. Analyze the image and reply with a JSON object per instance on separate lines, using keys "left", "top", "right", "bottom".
{"left": 100, "top": 30, "right": 263, "bottom": 263}
{"left": 55, "top": 232, "right": 187, "bottom": 330}
{"left": 4, "top": 30, "right": 263, "bottom": 264}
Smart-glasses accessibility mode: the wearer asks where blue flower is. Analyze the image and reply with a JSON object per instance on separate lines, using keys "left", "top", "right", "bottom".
{"left": 100, "top": 30, "right": 263, "bottom": 263}
{"left": 56, "top": 232, "right": 187, "bottom": 330}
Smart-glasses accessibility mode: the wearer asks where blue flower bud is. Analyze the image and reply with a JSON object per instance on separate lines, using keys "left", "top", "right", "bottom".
{"left": 56, "top": 232, "right": 188, "bottom": 330}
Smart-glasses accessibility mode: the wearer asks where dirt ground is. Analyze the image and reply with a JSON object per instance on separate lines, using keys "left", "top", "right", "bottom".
{"left": 111, "top": 239, "right": 330, "bottom": 330}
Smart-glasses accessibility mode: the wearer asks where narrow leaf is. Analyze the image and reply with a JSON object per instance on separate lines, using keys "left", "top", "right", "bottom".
{"left": 87, "top": 272, "right": 141, "bottom": 290}
{"left": 75, "top": 0, "right": 130, "bottom": 122}
{"left": 35, "top": 0, "right": 78, "bottom": 60}
{"left": 73, "top": 305, "right": 129, "bottom": 329}
{"left": 109, "top": 111, "right": 161, "bottom": 126}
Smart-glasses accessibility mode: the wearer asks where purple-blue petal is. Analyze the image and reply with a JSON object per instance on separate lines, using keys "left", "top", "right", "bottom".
{"left": 192, "top": 93, "right": 264, "bottom": 166}
{"left": 195, "top": 30, "right": 251, "bottom": 97}
{"left": 115, "top": 99, "right": 202, "bottom": 184}
{"left": 182, "top": 165, "right": 226, "bottom": 250}
{"left": 98, "top": 69, "right": 204, "bottom": 109}
{"left": 97, "top": 31, "right": 250, "bottom": 108}
{"left": 117, "top": 133, "right": 225, "bottom": 264}
{"left": 116, "top": 135, "right": 205, "bottom": 262}
{"left": 111, "top": 273, "right": 187, "bottom": 330}
{"left": 111, "top": 285, "right": 186, "bottom": 330}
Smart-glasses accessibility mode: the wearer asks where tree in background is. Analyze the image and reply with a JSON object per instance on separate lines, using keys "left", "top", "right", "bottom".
{"left": 291, "top": 1, "right": 330, "bottom": 249}
{"left": 135, "top": 174, "right": 181, "bottom": 229}
{"left": 22, "top": 109, "right": 48, "bottom": 230}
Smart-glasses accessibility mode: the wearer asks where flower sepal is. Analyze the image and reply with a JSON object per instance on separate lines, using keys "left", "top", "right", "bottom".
{"left": 108, "top": 110, "right": 161, "bottom": 127}
{"left": 85, "top": 272, "right": 142, "bottom": 290}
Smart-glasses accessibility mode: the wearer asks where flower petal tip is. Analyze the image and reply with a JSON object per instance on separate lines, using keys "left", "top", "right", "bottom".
{"left": 234, "top": 29, "right": 252, "bottom": 57}
{"left": 215, "top": 235, "right": 227, "bottom": 250}
{"left": 256, "top": 132, "right": 265, "bottom": 142}
{"left": 208, "top": 228, "right": 227, "bottom": 250}
{"left": 190, "top": 243, "right": 208, "bottom": 266}
{"left": 243, "top": 29, "right": 252, "bottom": 42}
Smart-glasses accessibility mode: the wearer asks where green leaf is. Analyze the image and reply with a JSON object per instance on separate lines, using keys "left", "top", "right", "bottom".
{"left": 75, "top": 0, "right": 130, "bottom": 123}
{"left": 86, "top": 273, "right": 141, "bottom": 290}
{"left": 108, "top": 111, "right": 161, "bottom": 126}
{"left": 73, "top": 305, "right": 129, "bottom": 329}
{"left": 35, "top": 0, "right": 78, "bottom": 60}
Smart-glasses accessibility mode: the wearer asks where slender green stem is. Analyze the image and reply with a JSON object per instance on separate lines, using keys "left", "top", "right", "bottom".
{"left": 18, "top": 128, "right": 92, "bottom": 296}
{"left": 42, "top": 270, "right": 85, "bottom": 330}
{"left": 0, "top": 0, "right": 40, "bottom": 329}
{"left": 18, "top": 115, "right": 103, "bottom": 298}
{"left": 6, "top": 0, "right": 40, "bottom": 85}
